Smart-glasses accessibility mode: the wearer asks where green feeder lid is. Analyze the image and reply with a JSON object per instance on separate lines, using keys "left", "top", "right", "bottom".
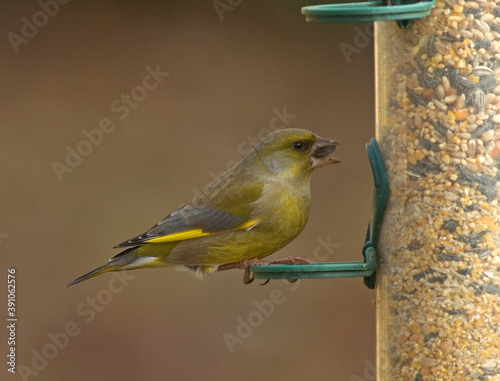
{"left": 301, "top": 0, "right": 435, "bottom": 28}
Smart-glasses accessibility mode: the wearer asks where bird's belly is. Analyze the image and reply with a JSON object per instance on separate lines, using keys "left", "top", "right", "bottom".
{"left": 164, "top": 190, "right": 310, "bottom": 267}
{"left": 166, "top": 215, "right": 307, "bottom": 267}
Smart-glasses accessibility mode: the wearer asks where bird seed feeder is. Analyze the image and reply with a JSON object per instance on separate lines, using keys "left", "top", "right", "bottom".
{"left": 253, "top": 0, "right": 500, "bottom": 379}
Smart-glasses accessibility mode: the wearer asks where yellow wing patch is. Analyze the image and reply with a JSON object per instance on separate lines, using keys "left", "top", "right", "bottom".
{"left": 146, "top": 229, "right": 211, "bottom": 243}
{"left": 144, "top": 218, "right": 260, "bottom": 244}
{"left": 239, "top": 218, "right": 260, "bottom": 231}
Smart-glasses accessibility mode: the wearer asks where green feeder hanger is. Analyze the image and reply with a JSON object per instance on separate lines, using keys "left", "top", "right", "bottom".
{"left": 250, "top": 138, "right": 389, "bottom": 289}
{"left": 301, "top": 0, "right": 435, "bottom": 29}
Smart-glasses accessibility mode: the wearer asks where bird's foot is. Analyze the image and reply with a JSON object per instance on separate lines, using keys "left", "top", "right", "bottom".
{"left": 266, "top": 257, "right": 312, "bottom": 265}
{"left": 217, "top": 259, "right": 267, "bottom": 284}
{"left": 259, "top": 257, "right": 312, "bottom": 285}
{"left": 217, "top": 257, "right": 312, "bottom": 285}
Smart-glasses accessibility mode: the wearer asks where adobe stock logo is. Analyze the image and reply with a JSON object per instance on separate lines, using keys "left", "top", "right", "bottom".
{"left": 340, "top": 24, "right": 374, "bottom": 64}
{"left": 51, "top": 64, "right": 169, "bottom": 183}
{"left": 213, "top": 0, "right": 243, "bottom": 21}
{"left": 7, "top": 0, "right": 71, "bottom": 54}
{"left": 222, "top": 234, "right": 340, "bottom": 353}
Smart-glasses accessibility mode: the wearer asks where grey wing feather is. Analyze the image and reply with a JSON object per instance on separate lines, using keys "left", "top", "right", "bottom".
{"left": 114, "top": 206, "right": 245, "bottom": 248}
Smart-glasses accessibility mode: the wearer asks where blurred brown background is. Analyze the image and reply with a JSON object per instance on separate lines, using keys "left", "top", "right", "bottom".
{"left": 1, "top": 1, "right": 375, "bottom": 380}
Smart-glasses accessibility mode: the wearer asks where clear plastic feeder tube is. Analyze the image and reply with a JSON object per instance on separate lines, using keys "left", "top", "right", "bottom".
{"left": 375, "top": 1, "right": 500, "bottom": 379}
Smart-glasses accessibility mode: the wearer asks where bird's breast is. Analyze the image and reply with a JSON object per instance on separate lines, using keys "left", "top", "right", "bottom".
{"left": 254, "top": 182, "right": 311, "bottom": 241}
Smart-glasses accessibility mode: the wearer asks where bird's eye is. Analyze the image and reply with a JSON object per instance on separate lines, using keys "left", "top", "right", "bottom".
{"left": 292, "top": 141, "right": 308, "bottom": 152}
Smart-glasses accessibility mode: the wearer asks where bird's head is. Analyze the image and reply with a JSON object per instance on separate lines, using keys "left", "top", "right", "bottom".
{"left": 253, "top": 128, "right": 341, "bottom": 178}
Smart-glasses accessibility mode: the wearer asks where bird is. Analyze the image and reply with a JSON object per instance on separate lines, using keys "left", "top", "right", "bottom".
{"left": 68, "top": 128, "right": 340, "bottom": 287}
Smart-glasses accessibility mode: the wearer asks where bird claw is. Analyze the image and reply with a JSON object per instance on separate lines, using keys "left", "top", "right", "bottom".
{"left": 243, "top": 265, "right": 255, "bottom": 284}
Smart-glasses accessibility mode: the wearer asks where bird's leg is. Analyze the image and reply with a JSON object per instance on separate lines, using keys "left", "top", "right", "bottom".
{"left": 217, "top": 257, "right": 312, "bottom": 284}
{"left": 217, "top": 258, "right": 269, "bottom": 284}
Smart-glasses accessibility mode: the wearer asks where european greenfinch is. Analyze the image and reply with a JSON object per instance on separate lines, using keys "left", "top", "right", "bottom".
{"left": 68, "top": 128, "right": 340, "bottom": 286}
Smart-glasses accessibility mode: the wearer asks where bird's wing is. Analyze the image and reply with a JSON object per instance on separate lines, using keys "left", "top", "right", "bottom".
{"left": 114, "top": 181, "right": 265, "bottom": 248}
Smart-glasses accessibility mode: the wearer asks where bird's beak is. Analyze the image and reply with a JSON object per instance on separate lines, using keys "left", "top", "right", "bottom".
{"left": 310, "top": 137, "right": 341, "bottom": 169}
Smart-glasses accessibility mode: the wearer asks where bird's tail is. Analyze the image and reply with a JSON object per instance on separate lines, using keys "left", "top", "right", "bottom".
{"left": 67, "top": 261, "right": 121, "bottom": 287}
{"left": 68, "top": 247, "right": 150, "bottom": 287}
{"left": 68, "top": 245, "right": 174, "bottom": 287}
